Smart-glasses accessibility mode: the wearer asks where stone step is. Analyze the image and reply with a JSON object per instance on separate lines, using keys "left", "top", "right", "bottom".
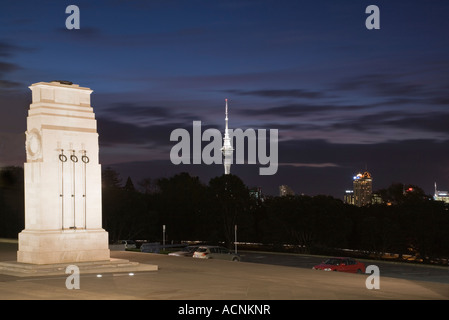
{"left": 0, "top": 259, "right": 157, "bottom": 277}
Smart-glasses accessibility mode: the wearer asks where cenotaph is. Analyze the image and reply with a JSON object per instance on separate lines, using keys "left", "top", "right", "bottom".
{"left": 17, "top": 80, "right": 110, "bottom": 264}
{"left": 0, "top": 81, "right": 157, "bottom": 276}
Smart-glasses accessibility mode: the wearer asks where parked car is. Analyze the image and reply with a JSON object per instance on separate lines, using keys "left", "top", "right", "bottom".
{"left": 193, "top": 246, "right": 241, "bottom": 261}
{"left": 168, "top": 246, "right": 199, "bottom": 257}
{"left": 120, "top": 240, "right": 136, "bottom": 249}
{"left": 312, "top": 257, "right": 365, "bottom": 273}
{"left": 140, "top": 242, "right": 162, "bottom": 253}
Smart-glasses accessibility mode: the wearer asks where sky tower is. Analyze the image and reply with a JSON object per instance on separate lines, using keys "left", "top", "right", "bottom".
{"left": 221, "top": 99, "right": 234, "bottom": 174}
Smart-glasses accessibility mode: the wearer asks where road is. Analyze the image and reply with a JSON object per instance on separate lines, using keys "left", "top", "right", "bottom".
{"left": 239, "top": 251, "right": 449, "bottom": 284}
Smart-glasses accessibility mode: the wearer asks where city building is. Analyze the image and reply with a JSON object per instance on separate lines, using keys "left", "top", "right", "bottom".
{"left": 345, "top": 189, "right": 382, "bottom": 206}
{"left": 434, "top": 182, "right": 449, "bottom": 204}
{"left": 343, "top": 190, "right": 354, "bottom": 205}
{"left": 279, "top": 185, "right": 295, "bottom": 197}
{"left": 249, "top": 187, "right": 263, "bottom": 201}
{"left": 371, "top": 193, "right": 383, "bottom": 205}
{"left": 353, "top": 171, "right": 373, "bottom": 207}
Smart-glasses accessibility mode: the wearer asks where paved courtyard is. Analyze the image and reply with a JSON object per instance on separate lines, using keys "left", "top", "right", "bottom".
{"left": 0, "top": 241, "right": 448, "bottom": 300}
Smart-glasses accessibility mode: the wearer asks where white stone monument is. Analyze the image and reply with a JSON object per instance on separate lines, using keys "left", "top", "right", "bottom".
{"left": 17, "top": 81, "right": 110, "bottom": 264}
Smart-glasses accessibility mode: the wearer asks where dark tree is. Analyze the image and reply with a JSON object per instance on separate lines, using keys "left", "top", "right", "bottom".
{"left": 102, "top": 168, "right": 150, "bottom": 242}
{"left": 377, "top": 183, "right": 430, "bottom": 205}
{"left": 155, "top": 172, "right": 207, "bottom": 242}
{"left": 138, "top": 177, "right": 156, "bottom": 194}
{"left": 124, "top": 176, "right": 136, "bottom": 192}
{"left": 0, "top": 166, "right": 24, "bottom": 238}
{"left": 208, "top": 174, "right": 253, "bottom": 249}
{"left": 102, "top": 167, "right": 122, "bottom": 189}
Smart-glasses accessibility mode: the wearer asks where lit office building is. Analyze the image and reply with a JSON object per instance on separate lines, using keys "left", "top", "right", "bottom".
{"left": 249, "top": 187, "right": 263, "bottom": 200}
{"left": 353, "top": 171, "right": 372, "bottom": 207}
{"left": 344, "top": 190, "right": 355, "bottom": 205}
{"left": 371, "top": 193, "right": 383, "bottom": 205}
{"left": 279, "top": 185, "right": 295, "bottom": 197}
{"left": 434, "top": 183, "right": 449, "bottom": 204}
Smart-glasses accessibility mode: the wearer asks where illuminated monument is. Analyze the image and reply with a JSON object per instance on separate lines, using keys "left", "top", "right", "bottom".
{"left": 221, "top": 99, "right": 234, "bottom": 175}
{"left": 0, "top": 81, "right": 157, "bottom": 276}
{"left": 17, "top": 81, "right": 110, "bottom": 264}
{"left": 353, "top": 171, "right": 372, "bottom": 207}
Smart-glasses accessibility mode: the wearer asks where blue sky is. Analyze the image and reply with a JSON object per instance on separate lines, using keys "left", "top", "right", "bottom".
{"left": 1, "top": 0, "right": 449, "bottom": 196}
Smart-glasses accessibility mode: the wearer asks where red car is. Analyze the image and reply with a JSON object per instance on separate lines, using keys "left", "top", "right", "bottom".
{"left": 313, "top": 257, "right": 365, "bottom": 274}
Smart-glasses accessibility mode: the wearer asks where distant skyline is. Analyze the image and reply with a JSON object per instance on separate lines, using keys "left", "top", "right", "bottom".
{"left": 0, "top": 1, "right": 449, "bottom": 197}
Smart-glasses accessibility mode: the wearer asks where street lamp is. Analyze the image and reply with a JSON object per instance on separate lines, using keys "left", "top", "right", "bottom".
{"left": 163, "top": 224, "right": 166, "bottom": 249}
{"left": 234, "top": 224, "right": 237, "bottom": 254}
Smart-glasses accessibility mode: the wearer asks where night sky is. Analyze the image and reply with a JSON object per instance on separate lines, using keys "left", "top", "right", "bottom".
{"left": 0, "top": 0, "right": 448, "bottom": 197}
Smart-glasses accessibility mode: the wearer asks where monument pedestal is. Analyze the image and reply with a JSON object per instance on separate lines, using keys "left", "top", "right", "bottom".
{"left": 0, "top": 257, "right": 158, "bottom": 278}
{"left": 17, "top": 229, "right": 110, "bottom": 265}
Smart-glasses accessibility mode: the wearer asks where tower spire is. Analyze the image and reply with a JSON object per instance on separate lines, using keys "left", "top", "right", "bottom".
{"left": 221, "top": 98, "right": 234, "bottom": 175}
{"left": 225, "top": 98, "right": 229, "bottom": 131}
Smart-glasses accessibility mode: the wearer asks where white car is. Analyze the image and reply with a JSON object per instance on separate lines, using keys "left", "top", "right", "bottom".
{"left": 168, "top": 246, "right": 199, "bottom": 257}
{"left": 120, "top": 240, "right": 136, "bottom": 249}
{"left": 193, "top": 246, "right": 241, "bottom": 261}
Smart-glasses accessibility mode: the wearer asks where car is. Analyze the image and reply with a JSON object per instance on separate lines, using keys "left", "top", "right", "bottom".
{"left": 140, "top": 242, "right": 161, "bottom": 253}
{"left": 119, "top": 240, "right": 136, "bottom": 249}
{"left": 193, "top": 246, "right": 241, "bottom": 261}
{"left": 168, "top": 245, "right": 199, "bottom": 257}
{"left": 312, "top": 257, "right": 365, "bottom": 273}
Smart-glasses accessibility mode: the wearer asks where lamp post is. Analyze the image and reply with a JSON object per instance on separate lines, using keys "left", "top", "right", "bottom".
{"left": 234, "top": 224, "right": 237, "bottom": 254}
{"left": 163, "top": 224, "right": 166, "bottom": 249}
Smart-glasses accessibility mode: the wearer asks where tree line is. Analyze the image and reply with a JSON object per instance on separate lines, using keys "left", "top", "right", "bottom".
{"left": 1, "top": 166, "right": 449, "bottom": 262}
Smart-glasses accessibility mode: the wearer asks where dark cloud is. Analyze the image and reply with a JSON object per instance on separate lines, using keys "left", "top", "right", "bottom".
{"left": 0, "top": 40, "right": 34, "bottom": 58}
{"left": 54, "top": 24, "right": 216, "bottom": 49}
{"left": 97, "top": 116, "right": 219, "bottom": 148}
{"left": 0, "top": 80, "right": 22, "bottom": 90}
{"left": 429, "top": 93, "right": 449, "bottom": 106}
{"left": 102, "top": 103, "right": 172, "bottom": 119}
{"left": 236, "top": 103, "right": 367, "bottom": 118}
{"left": 0, "top": 62, "right": 23, "bottom": 92}
{"left": 336, "top": 73, "right": 423, "bottom": 97}
{"left": 97, "top": 102, "right": 204, "bottom": 128}
{"left": 0, "top": 43, "right": 21, "bottom": 58}
{"left": 226, "top": 89, "right": 325, "bottom": 99}
{"left": 56, "top": 27, "right": 102, "bottom": 39}
{"left": 0, "top": 41, "right": 30, "bottom": 92}
{"left": 0, "top": 61, "right": 23, "bottom": 93}
{"left": 0, "top": 61, "right": 20, "bottom": 73}
{"left": 334, "top": 72, "right": 449, "bottom": 108}
{"left": 328, "top": 111, "right": 449, "bottom": 136}
{"left": 326, "top": 110, "right": 406, "bottom": 133}
{"left": 384, "top": 112, "right": 449, "bottom": 135}
{"left": 97, "top": 117, "right": 178, "bottom": 147}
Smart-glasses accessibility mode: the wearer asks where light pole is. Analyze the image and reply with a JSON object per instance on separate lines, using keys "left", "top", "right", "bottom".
{"left": 163, "top": 224, "right": 166, "bottom": 249}
{"left": 234, "top": 224, "right": 237, "bottom": 254}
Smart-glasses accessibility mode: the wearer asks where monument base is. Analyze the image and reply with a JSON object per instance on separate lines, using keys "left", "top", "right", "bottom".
{"left": 0, "top": 258, "right": 158, "bottom": 277}
{"left": 17, "top": 229, "right": 110, "bottom": 265}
